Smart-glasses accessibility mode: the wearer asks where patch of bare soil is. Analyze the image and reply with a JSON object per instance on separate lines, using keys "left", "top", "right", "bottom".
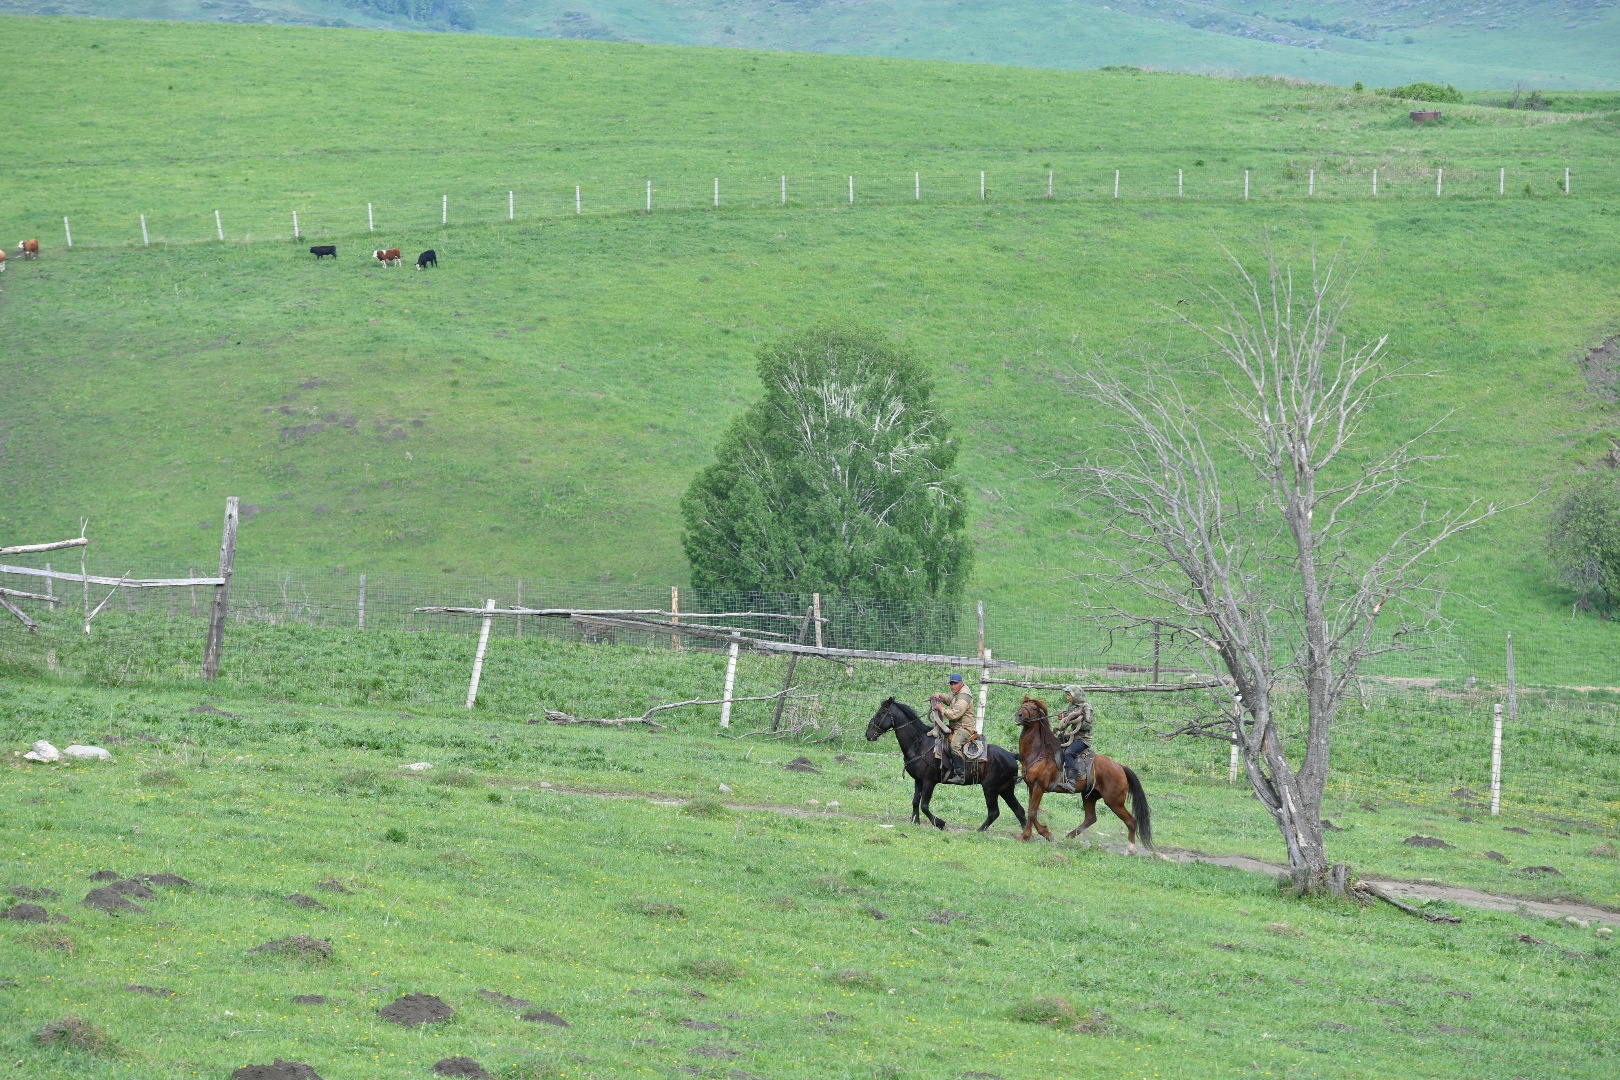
{"left": 315, "top": 877, "right": 354, "bottom": 894}
{"left": 782, "top": 757, "right": 821, "bottom": 773}
{"left": 521, "top": 1009, "right": 569, "bottom": 1027}
{"left": 82, "top": 887, "right": 145, "bottom": 913}
{"left": 379, "top": 993, "right": 453, "bottom": 1026}
{"left": 287, "top": 893, "right": 328, "bottom": 911}
{"left": 249, "top": 936, "right": 334, "bottom": 961}
{"left": 1402, "top": 835, "right": 1453, "bottom": 849}
{"left": 291, "top": 994, "right": 327, "bottom": 1005}
{"left": 36, "top": 1016, "right": 111, "bottom": 1053}
{"left": 230, "top": 1062, "right": 324, "bottom": 1080}
{"left": 691, "top": 1045, "right": 738, "bottom": 1059}
{"left": 9, "top": 885, "right": 59, "bottom": 900}
{"left": 1579, "top": 334, "right": 1620, "bottom": 401}
{"left": 125, "top": 984, "right": 176, "bottom": 997}
{"left": 108, "top": 879, "right": 155, "bottom": 899}
{"left": 3, "top": 903, "right": 49, "bottom": 923}
{"left": 477, "top": 989, "right": 533, "bottom": 1009}
{"left": 87, "top": 870, "right": 121, "bottom": 882}
{"left": 432, "top": 1057, "right": 490, "bottom": 1078}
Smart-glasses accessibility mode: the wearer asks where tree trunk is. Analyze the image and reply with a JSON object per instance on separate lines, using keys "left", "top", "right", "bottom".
{"left": 1240, "top": 716, "right": 1338, "bottom": 896}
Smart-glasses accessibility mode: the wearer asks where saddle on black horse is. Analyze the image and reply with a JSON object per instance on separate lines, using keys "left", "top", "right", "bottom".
{"left": 931, "top": 725, "right": 987, "bottom": 786}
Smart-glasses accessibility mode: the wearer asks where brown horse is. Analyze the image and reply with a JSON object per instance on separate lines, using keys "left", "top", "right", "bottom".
{"left": 1013, "top": 696, "right": 1152, "bottom": 851}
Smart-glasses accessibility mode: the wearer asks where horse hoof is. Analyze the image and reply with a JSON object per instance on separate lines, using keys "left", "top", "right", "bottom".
{"left": 1126, "top": 843, "right": 1137, "bottom": 855}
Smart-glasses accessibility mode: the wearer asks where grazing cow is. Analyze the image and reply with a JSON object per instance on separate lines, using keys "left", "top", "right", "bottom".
{"left": 309, "top": 245, "right": 337, "bottom": 259}
{"left": 416, "top": 249, "right": 437, "bottom": 270}
{"left": 18, "top": 239, "right": 39, "bottom": 260}
{"left": 373, "top": 248, "right": 402, "bottom": 267}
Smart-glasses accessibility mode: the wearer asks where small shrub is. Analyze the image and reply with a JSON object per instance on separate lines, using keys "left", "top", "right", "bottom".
{"left": 383, "top": 827, "right": 408, "bottom": 844}
{"left": 1009, "top": 995, "right": 1078, "bottom": 1025}
{"left": 486, "top": 791, "right": 504, "bottom": 804}
{"left": 681, "top": 957, "right": 743, "bottom": 982}
{"left": 36, "top": 1016, "right": 112, "bottom": 1053}
{"left": 139, "top": 768, "right": 182, "bottom": 787}
{"left": 433, "top": 769, "right": 478, "bottom": 788}
{"left": 683, "top": 798, "right": 729, "bottom": 819}
{"left": 1384, "top": 81, "right": 1463, "bottom": 103}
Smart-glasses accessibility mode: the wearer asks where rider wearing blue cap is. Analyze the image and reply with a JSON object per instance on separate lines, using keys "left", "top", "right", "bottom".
{"left": 930, "top": 672, "right": 977, "bottom": 767}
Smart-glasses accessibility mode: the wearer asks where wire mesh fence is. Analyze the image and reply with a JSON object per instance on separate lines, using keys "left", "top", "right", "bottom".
{"left": 31, "top": 157, "right": 1615, "bottom": 252}
{"left": 2, "top": 563, "right": 1616, "bottom": 828}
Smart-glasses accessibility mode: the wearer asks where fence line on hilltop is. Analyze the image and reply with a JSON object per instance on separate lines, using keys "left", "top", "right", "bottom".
{"left": 16, "top": 158, "right": 1613, "bottom": 252}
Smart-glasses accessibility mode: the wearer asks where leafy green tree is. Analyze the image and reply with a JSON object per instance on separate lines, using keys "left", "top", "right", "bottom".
{"left": 681, "top": 326, "right": 971, "bottom": 600}
{"left": 1547, "top": 471, "right": 1620, "bottom": 613}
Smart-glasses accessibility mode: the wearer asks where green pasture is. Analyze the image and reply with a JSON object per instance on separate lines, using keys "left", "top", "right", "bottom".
{"left": 1, "top": 17, "right": 1619, "bottom": 679}
{"left": 2, "top": 674, "right": 1618, "bottom": 1079}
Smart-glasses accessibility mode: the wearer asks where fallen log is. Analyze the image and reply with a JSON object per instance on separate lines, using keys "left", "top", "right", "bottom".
{"left": 0, "top": 537, "right": 89, "bottom": 556}
{"left": 1362, "top": 882, "right": 1462, "bottom": 923}
{"left": 0, "top": 564, "right": 224, "bottom": 589}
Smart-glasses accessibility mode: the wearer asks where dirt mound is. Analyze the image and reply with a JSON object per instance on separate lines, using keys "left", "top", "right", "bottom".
{"left": 692, "top": 1045, "right": 738, "bottom": 1059}
{"left": 83, "top": 887, "right": 145, "bottom": 913}
{"left": 1484, "top": 851, "right": 1509, "bottom": 863}
{"left": 134, "top": 874, "right": 197, "bottom": 889}
{"left": 108, "top": 880, "right": 155, "bottom": 899}
{"left": 432, "top": 1058, "right": 490, "bottom": 1078}
{"left": 315, "top": 877, "right": 353, "bottom": 894}
{"left": 87, "top": 870, "right": 121, "bottom": 882}
{"left": 476, "top": 989, "right": 533, "bottom": 1009}
{"left": 125, "top": 984, "right": 177, "bottom": 997}
{"left": 783, "top": 757, "right": 821, "bottom": 773}
{"left": 36, "top": 1016, "right": 112, "bottom": 1052}
{"left": 291, "top": 995, "right": 327, "bottom": 1005}
{"left": 1579, "top": 334, "right": 1620, "bottom": 401}
{"left": 379, "top": 993, "right": 453, "bottom": 1026}
{"left": 1402, "top": 835, "right": 1453, "bottom": 849}
{"left": 520, "top": 1009, "right": 568, "bottom": 1027}
{"left": 1519, "top": 865, "right": 1563, "bottom": 876}
{"left": 230, "top": 1061, "right": 324, "bottom": 1080}
{"left": 1504, "top": 826, "right": 1531, "bottom": 835}
{"left": 4, "top": 903, "right": 49, "bottom": 923}
{"left": 286, "top": 893, "right": 328, "bottom": 912}
{"left": 9, "top": 885, "right": 59, "bottom": 900}
{"left": 249, "top": 936, "right": 334, "bottom": 961}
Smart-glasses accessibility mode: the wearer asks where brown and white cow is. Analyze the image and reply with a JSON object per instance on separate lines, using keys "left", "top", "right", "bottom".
{"left": 373, "top": 248, "right": 402, "bottom": 267}
{"left": 18, "top": 239, "right": 39, "bottom": 260}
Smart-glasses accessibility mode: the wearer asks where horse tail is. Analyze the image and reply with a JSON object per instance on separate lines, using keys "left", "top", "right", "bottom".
{"left": 1124, "top": 766, "right": 1152, "bottom": 849}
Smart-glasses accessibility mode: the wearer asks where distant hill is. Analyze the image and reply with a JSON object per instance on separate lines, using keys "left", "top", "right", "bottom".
{"left": 3, "top": 0, "right": 1616, "bottom": 88}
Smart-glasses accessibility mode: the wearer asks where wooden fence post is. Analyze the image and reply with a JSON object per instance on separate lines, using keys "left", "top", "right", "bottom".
{"left": 44, "top": 563, "right": 55, "bottom": 608}
{"left": 976, "top": 648, "right": 991, "bottom": 734}
{"left": 357, "top": 573, "right": 366, "bottom": 631}
{"left": 671, "top": 585, "right": 680, "bottom": 650}
{"left": 976, "top": 600, "right": 985, "bottom": 658}
{"left": 719, "top": 631, "right": 741, "bottom": 728}
{"left": 772, "top": 606, "right": 815, "bottom": 731}
{"left": 189, "top": 567, "right": 199, "bottom": 618}
{"left": 200, "top": 497, "right": 239, "bottom": 680}
{"left": 465, "top": 598, "right": 495, "bottom": 709}
{"left": 812, "top": 592, "right": 823, "bottom": 648}
{"left": 1490, "top": 703, "right": 1504, "bottom": 816}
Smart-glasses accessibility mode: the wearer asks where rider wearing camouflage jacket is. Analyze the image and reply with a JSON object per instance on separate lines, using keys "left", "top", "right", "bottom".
{"left": 932, "top": 674, "right": 977, "bottom": 757}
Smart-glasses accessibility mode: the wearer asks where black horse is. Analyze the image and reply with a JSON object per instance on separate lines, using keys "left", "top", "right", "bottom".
{"left": 866, "top": 697, "right": 1026, "bottom": 832}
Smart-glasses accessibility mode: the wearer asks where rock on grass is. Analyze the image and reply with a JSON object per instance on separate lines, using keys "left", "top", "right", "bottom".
{"left": 35, "top": 1016, "right": 112, "bottom": 1053}
{"left": 248, "top": 935, "right": 334, "bottom": 961}
{"left": 433, "top": 1057, "right": 491, "bottom": 1078}
{"left": 378, "top": 993, "right": 453, "bottom": 1026}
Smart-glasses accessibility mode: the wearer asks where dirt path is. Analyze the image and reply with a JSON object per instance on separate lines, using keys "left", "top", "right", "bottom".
{"left": 526, "top": 780, "right": 1619, "bottom": 927}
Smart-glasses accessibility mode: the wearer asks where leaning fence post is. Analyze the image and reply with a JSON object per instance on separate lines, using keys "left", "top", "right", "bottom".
{"left": 719, "top": 630, "right": 741, "bottom": 728}
{"left": 772, "top": 605, "right": 815, "bottom": 732}
{"left": 215, "top": 210, "right": 224, "bottom": 241}
{"left": 465, "top": 598, "right": 495, "bottom": 709}
{"left": 357, "top": 573, "right": 366, "bottom": 631}
{"left": 63, "top": 217, "right": 72, "bottom": 248}
{"left": 201, "top": 496, "right": 239, "bottom": 680}
{"left": 1490, "top": 703, "right": 1504, "bottom": 816}
{"left": 140, "top": 214, "right": 149, "bottom": 246}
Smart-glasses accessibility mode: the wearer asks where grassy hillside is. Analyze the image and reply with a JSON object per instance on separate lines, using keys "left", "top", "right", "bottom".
{"left": 4, "top": 0, "right": 1618, "bottom": 88}
{"left": 1, "top": 17, "right": 1619, "bottom": 675}
{"left": 2, "top": 676, "right": 1617, "bottom": 1079}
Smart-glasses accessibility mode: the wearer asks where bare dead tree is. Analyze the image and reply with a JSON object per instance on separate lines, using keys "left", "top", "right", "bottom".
{"left": 1063, "top": 238, "right": 1507, "bottom": 895}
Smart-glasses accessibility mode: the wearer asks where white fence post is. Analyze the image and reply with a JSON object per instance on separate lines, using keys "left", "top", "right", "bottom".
{"left": 1047, "top": 170, "right": 1053, "bottom": 198}
{"left": 849, "top": 175, "right": 854, "bottom": 204}
{"left": 713, "top": 178, "right": 719, "bottom": 208}
{"left": 292, "top": 211, "right": 299, "bottom": 240}
{"left": 1114, "top": 170, "right": 1120, "bottom": 199}
{"left": 368, "top": 203, "right": 374, "bottom": 232}
{"left": 1499, "top": 168, "right": 1505, "bottom": 196}
{"left": 140, "top": 214, "right": 149, "bottom": 246}
{"left": 1372, "top": 168, "right": 1378, "bottom": 197}
{"left": 812, "top": 592, "right": 822, "bottom": 647}
{"left": 1565, "top": 167, "right": 1571, "bottom": 194}
{"left": 1490, "top": 703, "right": 1504, "bottom": 816}
{"left": 719, "top": 631, "right": 741, "bottom": 728}
{"left": 509, "top": 191, "right": 514, "bottom": 220}
{"left": 215, "top": 210, "right": 224, "bottom": 241}
{"left": 465, "top": 598, "right": 495, "bottom": 709}
{"left": 646, "top": 180, "right": 651, "bottom": 212}
{"left": 980, "top": 171, "right": 985, "bottom": 200}
{"left": 915, "top": 171, "right": 920, "bottom": 200}
{"left": 357, "top": 573, "right": 366, "bottom": 631}
{"left": 1309, "top": 168, "right": 1314, "bottom": 196}
{"left": 1178, "top": 168, "right": 1183, "bottom": 197}
{"left": 576, "top": 186, "right": 582, "bottom": 214}
{"left": 1229, "top": 741, "right": 1240, "bottom": 783}
{"left": 63, "top": 217, "right": 72, "bottom": 248}
{"left": 781, "top": 175, "right": 787, "bottom": 204}
{"left": 442, "top": 195, "right": 448, "bottom": 225}
{"left": 1244, "top": 171, "right": 1249, "bottom": 201}
{"left": 976, "top": 647, "right": 991, "bottom": 732}
{"left": 1436, "top": 168, "right": 1443, "bottom": 197}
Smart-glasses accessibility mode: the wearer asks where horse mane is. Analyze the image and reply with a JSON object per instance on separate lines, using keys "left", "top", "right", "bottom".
{"left": 890, "top": 699, "right": 922, "bottom": 724}
{"left": 1021, "top": 696, "right": 1059, "bottom": 758}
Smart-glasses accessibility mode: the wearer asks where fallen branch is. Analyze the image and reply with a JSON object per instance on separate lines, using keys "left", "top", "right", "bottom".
{"left": 1362, "top": 882, "right": 1462, "bottom": 923}
{"left": 0, "top": 537, "right": 89, "bottom": 556}
{"left": 0, "top": 564, "right": 223, "bottom": 589}
{"left": 0, "top": 586, "right": 57, "bottom": 603}
{"left": 85, "top": 573, "right": 131, "bottom": 626}
{"left": 538, "top": 691, "right": 802, "bottom": 731}
{"left": 984, "top": 677, "right": 1227, "bottom": 694}
{"left": 0, "top": 593, "right": 38, "bottom": 631}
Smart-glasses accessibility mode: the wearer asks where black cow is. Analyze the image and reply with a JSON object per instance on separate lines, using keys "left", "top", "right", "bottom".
{"left": 416, "top": 249, "right": 437, "bottom": 270}
{"left": 309, "top": 245, "right": 337, "bottom": 259}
